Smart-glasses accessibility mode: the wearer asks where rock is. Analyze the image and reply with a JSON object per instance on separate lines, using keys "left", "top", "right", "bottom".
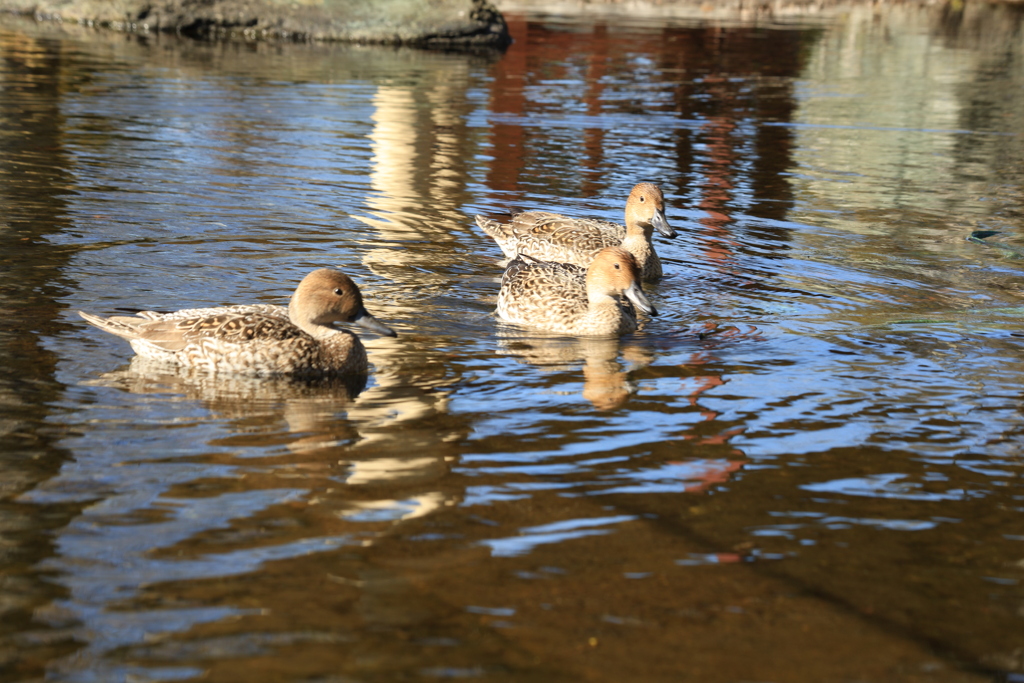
{"left": 0, "top": 0, "right": 511, "bottom": 47}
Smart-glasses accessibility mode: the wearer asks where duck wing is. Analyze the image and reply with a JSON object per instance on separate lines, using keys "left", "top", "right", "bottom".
{"left": 497, "top": 255, "right": 590, "bottom": 328}
{"left": 80, "top": 309, "right": 303, "bottom": 353}
{"left": 507, "top": 212, "right": 623, "bottom": 264}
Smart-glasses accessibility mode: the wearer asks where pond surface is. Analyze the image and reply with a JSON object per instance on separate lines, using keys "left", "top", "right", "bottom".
{"left": 2, "top": 4, "right": 1024, "bottom": 681}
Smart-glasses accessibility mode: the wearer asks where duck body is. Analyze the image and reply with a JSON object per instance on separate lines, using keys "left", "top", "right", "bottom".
{"left": 79, "top": 269, "right": 396, "bottom": 377}
{"left": 476, "top": 182, "right": 675, "bottom": 282}
{"left": 496, "top": 247, "right": 657, "bottom": 337}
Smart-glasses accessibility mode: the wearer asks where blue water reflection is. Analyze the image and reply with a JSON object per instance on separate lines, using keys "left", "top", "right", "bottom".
{"left": 2, "top": 4, "right": 1024, "bottom": 681}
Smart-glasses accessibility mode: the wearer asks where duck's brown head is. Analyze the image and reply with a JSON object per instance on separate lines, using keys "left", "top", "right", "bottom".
{"left": 290, "top": 269, "right": 397, "bottom": 338}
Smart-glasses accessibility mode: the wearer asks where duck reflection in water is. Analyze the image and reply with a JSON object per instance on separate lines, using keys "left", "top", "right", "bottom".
{"left": 86, "top": 355, "right": 366, "bottom": 450}
{"left": 496, "top": 333, "right": 654, "bottom": 410}
{"left": 86, "top": 353, "right": 455, "bottom": 521}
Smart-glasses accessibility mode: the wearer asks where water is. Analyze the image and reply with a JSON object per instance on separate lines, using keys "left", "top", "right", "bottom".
{"left": 1, "top": 5, "right": 1023, "bottom": 681}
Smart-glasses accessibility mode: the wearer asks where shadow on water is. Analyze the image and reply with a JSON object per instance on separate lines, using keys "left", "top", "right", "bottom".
{"left": 0, "top": 5, "right": 1024, "bottom": 681}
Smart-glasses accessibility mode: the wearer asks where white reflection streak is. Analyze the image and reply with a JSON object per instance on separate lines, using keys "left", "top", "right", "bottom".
{"left": 802, "top": 472, "right": 970, "bottom": 501}
{"left": 346, "top": 457, "right": 442, "bottom": 485}
{"left": 334, "top": 80, "right": 461, "bottom": 514}
{"left": 339, "top": 491, "right": 447, "bottom": 523}
{"left": 346, "top": 80, "right": 454, "bottom": 443}
{"left": 358, "top": 69, "right": 468, "bottom": 275}
{"left": 365, "top": 86, "right": 418, "bottom": 232}
{"left": 481, "top": 515, "right": 639, "bottom": 558}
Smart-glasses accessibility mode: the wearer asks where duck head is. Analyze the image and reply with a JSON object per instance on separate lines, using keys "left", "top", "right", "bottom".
{"left": 586, "top": 247, "right": 658, "bottom": 317}
{"left": 290, "top": 269, "right": 397, "bottom": 338}
{"left": 625, "top": 182, "right": 676, "bottom": 239}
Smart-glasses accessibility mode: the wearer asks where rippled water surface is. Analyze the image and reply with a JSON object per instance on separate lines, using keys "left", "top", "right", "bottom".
{"left": 2, "top": 5, "right": 1024, "bottom": 681}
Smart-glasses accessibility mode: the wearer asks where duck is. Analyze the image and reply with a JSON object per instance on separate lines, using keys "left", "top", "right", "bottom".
{"left": 475, "top": 182, "right": 675, "bottom": 282}
{"left": 496, "top": 246, "right": 657, "bottom": 336}
{"left": 79, "top": 268, "right": 396, "bottom": 377}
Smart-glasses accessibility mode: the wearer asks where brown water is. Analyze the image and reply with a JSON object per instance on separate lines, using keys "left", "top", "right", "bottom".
{"left": 1, "top": 5, "right": 1024, "bottom": 681}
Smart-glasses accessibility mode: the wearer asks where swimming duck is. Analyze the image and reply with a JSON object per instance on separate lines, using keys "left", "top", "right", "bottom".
{"left": 79, "top": 268, "right": 396, "bottom": 377}
{"left": 475, "top": 182, "right": 675, "bottom": 282}
{"left": 496, "top": 246, "right": 657, "bottom": 336}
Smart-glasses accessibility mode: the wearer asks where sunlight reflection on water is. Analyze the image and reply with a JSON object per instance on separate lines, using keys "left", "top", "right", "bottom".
{"left": 2, "top": 3, "right": 1024, "bottom": 681}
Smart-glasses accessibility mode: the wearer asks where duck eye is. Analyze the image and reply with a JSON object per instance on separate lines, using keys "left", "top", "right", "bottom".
{"left": 639, "top": 196, "right": 645, "bottom": 202}
{"left": 614, "top": 263, "right": 621, "bottom": 270}
{"left": 333, "top": 288, "right": 344, "bottom": 295}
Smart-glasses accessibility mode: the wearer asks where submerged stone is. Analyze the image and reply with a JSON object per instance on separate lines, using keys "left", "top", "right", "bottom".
{"left": 0, "top": 0, "right": 511, "bottom": 47}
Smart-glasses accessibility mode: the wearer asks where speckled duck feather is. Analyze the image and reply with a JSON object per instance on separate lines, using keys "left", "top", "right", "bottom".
{"left": 79, "top": 269, "right": 395, "bottom": 378}
{"left": 477, "top": 211, "right": 628, "bottom": 262}
{"left": 80, "top": 307, "right": 365, "bottom": 377}
{"left": 496, "top": 255, "right": 640, "bottom": 337}
{"left": 475, "top": 182, "right": 672, "bottom": 282}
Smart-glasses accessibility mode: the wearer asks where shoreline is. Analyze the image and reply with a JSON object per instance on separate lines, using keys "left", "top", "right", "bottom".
{"left": 0, "top": 0, "right": 512, "bottom": 47}
{"left": 494, "top": 0, "right": 1019, "bottom": 22}
{"left": 2, "top": 0, "right": 1022, "bottom": 47}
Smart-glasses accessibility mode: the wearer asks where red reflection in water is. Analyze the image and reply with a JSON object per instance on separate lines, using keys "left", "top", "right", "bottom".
{"left": 486, "top": 16, "right": 529, "bottom": 193}
{"left": 484, "top": 18, "right": 807, "bottom": 245}
{"left": 677, "top": 458, "right": 745, "bottom": 493}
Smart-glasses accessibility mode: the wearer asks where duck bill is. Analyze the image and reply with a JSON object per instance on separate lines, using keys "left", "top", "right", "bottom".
{"left": 353, "top": 309, "right": 397, "bottom": 337}
{"left": 652, "top": 209, "right": 676, "bottom": 238}
{"left": 624, "top": 282, "right": 658, "bottom": 317}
